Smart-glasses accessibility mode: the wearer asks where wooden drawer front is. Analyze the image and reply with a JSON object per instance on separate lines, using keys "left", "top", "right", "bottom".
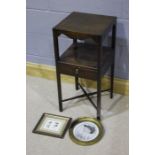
{"left": 58, "top": 63, "right": 97, "bottom": 80}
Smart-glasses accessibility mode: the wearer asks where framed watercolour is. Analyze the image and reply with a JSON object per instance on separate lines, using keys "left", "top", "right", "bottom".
{"left": 69, "top": 117, "right": 104, "bottom": 145}
{"left": 33, "top": 113, "right": 72, "bottom": 138}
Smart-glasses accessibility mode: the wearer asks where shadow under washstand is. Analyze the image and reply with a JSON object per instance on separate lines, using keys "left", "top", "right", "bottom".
{"left": 100, "top": 94, "right": 129, "bottom": 120}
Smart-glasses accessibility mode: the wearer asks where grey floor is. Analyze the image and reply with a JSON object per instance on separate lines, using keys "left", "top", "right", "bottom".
{"left": 27, "top": 75, "right": 129, "bottom": 155}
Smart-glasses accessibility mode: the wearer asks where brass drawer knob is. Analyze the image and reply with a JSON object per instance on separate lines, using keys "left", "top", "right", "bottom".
{"left": 75, "top": 68, "right": 79, "bottom": 75}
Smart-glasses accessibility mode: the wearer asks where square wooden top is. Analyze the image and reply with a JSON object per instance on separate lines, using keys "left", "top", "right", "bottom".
{"left": 54, "top": 12, "right": 116, "bottom": 37}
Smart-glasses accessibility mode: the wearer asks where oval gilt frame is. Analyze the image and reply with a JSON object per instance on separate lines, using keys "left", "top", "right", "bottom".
{"left": 69, "top": 117, "right": 104, "bottom": 146}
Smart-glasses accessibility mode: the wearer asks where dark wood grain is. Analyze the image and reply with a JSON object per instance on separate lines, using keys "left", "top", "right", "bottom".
{"left": 53, "top": 12, "right": 117, "bottom": 119}
{"left": 54, "top": 12, "right": 116, "bottom": 38}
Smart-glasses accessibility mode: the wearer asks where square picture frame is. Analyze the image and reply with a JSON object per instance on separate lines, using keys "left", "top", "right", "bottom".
{"left": 33, "top": 113, "right": 72, "bottom": 138}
